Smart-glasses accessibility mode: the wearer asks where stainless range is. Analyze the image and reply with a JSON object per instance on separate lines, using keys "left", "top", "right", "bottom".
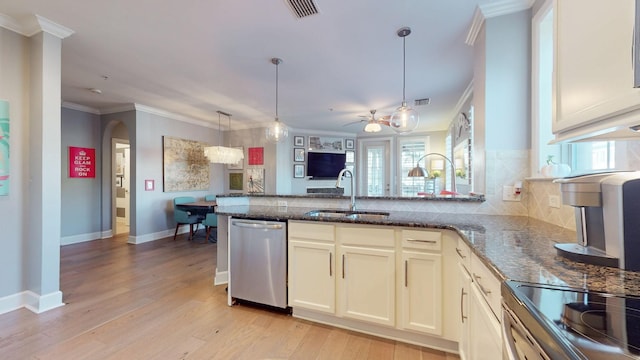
{"left": 502, "top": 280, "right": 640, "bottom": 359}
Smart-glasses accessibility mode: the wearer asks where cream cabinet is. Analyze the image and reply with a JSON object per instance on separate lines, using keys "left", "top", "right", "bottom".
{"left": 288, "top": 221, "right": 336, "bottom": 313}
{"left": 456, "top": 240, "right": 502, "bottom": 360}
{"left": 553, "top": 0, "right": 640, "bottom": 141}
{"left": 468, "top": 282, "right": 502, "bottom": 360}
{"left": 399, "top": 229, "right": 443, "bottom": 336}
{"left": 336, "top": 226, "right": 396, "bottom": 327}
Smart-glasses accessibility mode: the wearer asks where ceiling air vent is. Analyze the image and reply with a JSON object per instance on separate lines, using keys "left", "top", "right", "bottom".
{"left": 285, "top": 0, "right": 319, "bottom": 19}
{"left": 414, "top": 98, "right": 431, "bottom": 106}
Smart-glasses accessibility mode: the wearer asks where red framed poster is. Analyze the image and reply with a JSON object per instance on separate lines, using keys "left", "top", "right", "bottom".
{"left": 248, "top": 147, "right": 264, "bottom": 165}
{"left": 69, "top": 146, "right": 96, "bottom": 178}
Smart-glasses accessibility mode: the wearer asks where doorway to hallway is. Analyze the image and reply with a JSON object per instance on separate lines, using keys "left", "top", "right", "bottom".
{"left": 113, "top": 139, "right": 130, "bottom": 236}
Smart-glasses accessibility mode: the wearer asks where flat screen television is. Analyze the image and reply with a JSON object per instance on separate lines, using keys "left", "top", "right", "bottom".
{"left": 307, "top": 151, "right": 346, "bottom": 179}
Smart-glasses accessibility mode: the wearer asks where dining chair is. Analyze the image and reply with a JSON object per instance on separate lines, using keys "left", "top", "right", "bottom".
{"left": 173, "top": 196, "right": 201, "bottom": 241}
{"left": 203, "top": 194, "right": 217, "bottom": 242}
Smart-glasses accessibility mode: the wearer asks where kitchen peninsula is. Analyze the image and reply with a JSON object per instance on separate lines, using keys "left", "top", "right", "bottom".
{"left": 216, "top": 194, "right": 640, "bottom": 295}
{"left": 216, "top": 193, "right": 640, "bottom": 357}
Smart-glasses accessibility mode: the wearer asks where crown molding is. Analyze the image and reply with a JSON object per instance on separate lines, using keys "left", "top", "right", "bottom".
{"left": 133, "top": 104, "right": 216, "bottom": 129}
{"left": 33, "top": 14, "right": 74, "bottom": 39}
{"left": 0, "top": 13, "right": 73, "bottom": 38}
{"left": 451, "top": 80, "right": 474, "bottom": 119}
{"left": 62, "top": 102, "right": 101, "bottom": 114}
{"left": 465, "top": 0, "right": 535, "bottom": 46}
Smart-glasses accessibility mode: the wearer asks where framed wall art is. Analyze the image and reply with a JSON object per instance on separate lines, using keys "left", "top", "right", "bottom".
{"left": 162, "top": 136, "right": 210, "bottom": 192}
{"left": 293, "top": 164, "right": 305, "bottom": 178}
{"left": 229, "top": 172, "right": 243, "bottom": 191}
{"left": 248, "top": 147, "right": 264, "bottom": 165}
{"left": 308, "top": 136, "right": 343, "bottom": 151}
{"left": 345, "top": 150, "right": 355, "bottom": 163}
{"left": 345, "top": 138, "right": 355, "bottom": 150}
{"left": 294, "top": 136, "right": 304, "bottom": 147}
{"left": 0, "top": 100, "right": 8, "bottom": 196}
{"left": 246, "top": 168, "right": 265, "bottom": 193}
{"left": 294, "top": 148, "right": 305, "bottom": 162}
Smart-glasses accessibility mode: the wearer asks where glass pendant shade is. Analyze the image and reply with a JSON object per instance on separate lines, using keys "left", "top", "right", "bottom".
{"left": 265, "top": 117, "right": 289, "bottom": 143}
{"left": 363, "top": 121, "right": 382, "bottom": 133}
{"left": 204, "top": 146, "right": 244, "bottom": 164}
{"left": 390, "top": 102, "right": 419, "bottom": 134}
{"left": 265, "top": 57, "right": 288, "bottom": 143}
{"left": 391, "top": 27, "right": 419, "bottom": 134}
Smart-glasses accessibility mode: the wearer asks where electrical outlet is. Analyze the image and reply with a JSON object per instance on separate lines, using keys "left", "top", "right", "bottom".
{"left": 277, "top": 200, "right": 288, "bottom": 207}
{"left": 548, "top": 195, "right": 561, "bottom": 208}
{"left": 502, "top": 186, "right": 522, "bottom": 202}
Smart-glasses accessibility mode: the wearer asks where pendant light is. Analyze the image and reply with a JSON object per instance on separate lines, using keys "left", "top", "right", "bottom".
{"left": 204, "top": 111, "right": 245, "bottom": 164}
{"left": 265, "top": 57, "right": 289, "bottom": 143}
{"left": 390, "top": 27, "right": 419, "bottom": 134}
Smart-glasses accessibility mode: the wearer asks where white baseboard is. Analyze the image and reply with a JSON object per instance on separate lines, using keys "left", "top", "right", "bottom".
{"left": 0, "top": 290, "right": 65, "bottom": 316}
{"left": 214, "top": 269, "right": 228, "bottom": 286}
{"left": 127, "top": 226, "right": 191, "bottom": 244}
{"left": 61, "top": 231, "right": 102, "bottom": 245}
{"left": 101, "top": 229, "right": 113, "bottom": 239}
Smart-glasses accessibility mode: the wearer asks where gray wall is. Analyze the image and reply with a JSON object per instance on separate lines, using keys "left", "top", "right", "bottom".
{"left": 61, "top": 108, "right": 102, "bottom": 238}
{"left": 484, "top": 11, "right": 532, "bottom": 150}
{"left": 225, "top": 127, "right": 279, "bottom": 194}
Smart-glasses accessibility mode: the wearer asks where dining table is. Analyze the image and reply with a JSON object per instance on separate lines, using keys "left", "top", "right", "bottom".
{"left": 175, "top": 200, "right": 217, "bottom": 242}
{"left": 175, "top": 200, "right": 217, "bottom": 216}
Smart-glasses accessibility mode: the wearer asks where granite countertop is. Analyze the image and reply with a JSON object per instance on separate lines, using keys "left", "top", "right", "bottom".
{"left": 216, "top": 193, "right": 486, "bottom": 202}
{"left": 217, "top": 205, "right": 640, "bottom": 297}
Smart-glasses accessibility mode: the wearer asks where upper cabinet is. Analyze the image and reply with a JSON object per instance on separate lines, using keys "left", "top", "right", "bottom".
{"left": 553, "top": 0, "right": 640, "bottom": 142}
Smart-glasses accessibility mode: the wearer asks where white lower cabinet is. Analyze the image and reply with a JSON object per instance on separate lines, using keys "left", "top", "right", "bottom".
{"left": 400, "top": 250, "right": 442, "bottom": 335}
{"left": 468, "top": 282, "right": 502, "bottom": 360}
{"left": 288, "top": 222, "right": 336, "bottom": 313}
{"left": 288, "top": 221, "right": 468, "bottom": 353}
{"left": 457, "top": 262, "right": 471, "bottom": 360}
{"left": 338, "top": 244, "right": 396, "bottom": 326}
{"left": 336, "top": 225, "right": 396, "bottom": 326}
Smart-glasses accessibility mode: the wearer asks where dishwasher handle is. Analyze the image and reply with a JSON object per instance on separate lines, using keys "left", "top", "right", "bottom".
{"left": 231, "top": 220, "right": 284, "bottom": 230}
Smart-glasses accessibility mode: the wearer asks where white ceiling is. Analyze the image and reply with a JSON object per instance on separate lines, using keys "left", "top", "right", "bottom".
{"left": 0, "top": 0, "right": 532, "bottom": 134}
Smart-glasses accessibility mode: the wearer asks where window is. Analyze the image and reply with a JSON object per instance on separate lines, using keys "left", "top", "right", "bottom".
{"left": 399, "top": 138, "right": 428, "bottom": 196}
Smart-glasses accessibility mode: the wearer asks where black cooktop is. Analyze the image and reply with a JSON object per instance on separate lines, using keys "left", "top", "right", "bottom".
{"left": 503, "top": 281, "right": 640, "bottom": 359}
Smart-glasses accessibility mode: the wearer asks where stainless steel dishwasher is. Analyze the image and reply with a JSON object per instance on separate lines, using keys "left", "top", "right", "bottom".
{"left": 229, "top": 219, "right": 287, "bottom": 309}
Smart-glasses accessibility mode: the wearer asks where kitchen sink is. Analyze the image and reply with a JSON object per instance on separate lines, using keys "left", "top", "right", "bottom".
{"left": 305, "top": 210, "right": 390, "bottom": 220}
{"left": 344, "top": 212, "right": 390, "bottom": 220}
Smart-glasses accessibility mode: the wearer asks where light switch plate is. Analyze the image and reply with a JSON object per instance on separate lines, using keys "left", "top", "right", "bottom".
{"left": 502, "top": 186, "right": 522, "bottom": 202}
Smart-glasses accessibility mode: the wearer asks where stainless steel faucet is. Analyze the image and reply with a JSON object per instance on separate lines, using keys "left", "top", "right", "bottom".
{"left": 336, "top": 169, "right": 356, "bottom": 211}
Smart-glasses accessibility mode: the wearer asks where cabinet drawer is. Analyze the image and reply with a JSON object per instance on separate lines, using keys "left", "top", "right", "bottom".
{"left": 289, "top": 221, "right": 335, "bottom": 242}
{"left": 470, "top": 253, "right": 501, "bottom": 321}
{"left": 455, "top": 237, "right": 471, "bottom": 270}
{"left": 337, "top": 226, "right": 395, "bottom": 247}
{"left": 401, "top": 229, "right": 441, "bottom": 251}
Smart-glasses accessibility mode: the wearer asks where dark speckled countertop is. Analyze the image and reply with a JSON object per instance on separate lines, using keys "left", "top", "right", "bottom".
{"left": 217, "top": 205, "right": 640, "bottom": 297}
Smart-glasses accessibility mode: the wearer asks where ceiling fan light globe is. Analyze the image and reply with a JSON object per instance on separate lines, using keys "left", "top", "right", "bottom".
{"left": 390, "top": 105, "right": 419, "bottom": 134}
{"left": 364, "top": 122, "right": 382, "bottom": 133}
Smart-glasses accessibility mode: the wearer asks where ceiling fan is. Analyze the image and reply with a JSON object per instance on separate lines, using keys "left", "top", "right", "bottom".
{"left": 344, "top": 110, "right": 391, "bottom": 133}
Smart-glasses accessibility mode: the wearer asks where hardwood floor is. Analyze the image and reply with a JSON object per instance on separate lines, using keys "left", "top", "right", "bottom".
{"left": 0, "top": 233, "right": 460, "bottom": 360}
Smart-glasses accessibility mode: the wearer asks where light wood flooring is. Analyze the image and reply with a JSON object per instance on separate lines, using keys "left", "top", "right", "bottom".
{"left": 0, "top": 232, "right": 460, "bottom": 360}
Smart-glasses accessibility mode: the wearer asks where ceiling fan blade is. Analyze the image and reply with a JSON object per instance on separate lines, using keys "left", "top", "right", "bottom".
{"left": 343, "top": 120, "right": 366, "bottom": 127}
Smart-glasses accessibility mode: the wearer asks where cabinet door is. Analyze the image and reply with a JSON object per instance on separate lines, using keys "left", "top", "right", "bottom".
{"left": 469, "top": 282, "right": 502, "bottom": 360}
{"left": 458, "top": 262, "right": 472, "bottom": 360}
{"left": 400, "top": 250, "right": 442, "bottom": 335}
{"left": 554, "top": 0, "right": 639, "bottom": 135}
{"left": 337, "top": 245, "right": 395, "bottom": 326}
{"left": 288, "top": 240, "right": 335, "bottom": 313}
